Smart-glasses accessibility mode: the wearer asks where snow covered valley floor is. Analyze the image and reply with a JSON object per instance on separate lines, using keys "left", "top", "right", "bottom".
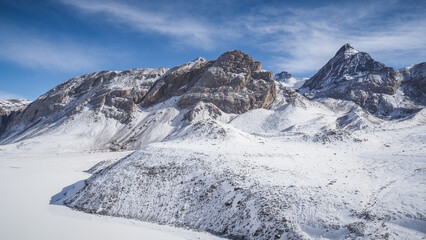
{"left": 0, "top": 149, "right": 223, "bottom": 240}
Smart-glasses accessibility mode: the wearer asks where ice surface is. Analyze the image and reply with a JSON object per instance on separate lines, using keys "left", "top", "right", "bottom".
{"left": 0, "top": 149, "right": 223, "bottom": 240}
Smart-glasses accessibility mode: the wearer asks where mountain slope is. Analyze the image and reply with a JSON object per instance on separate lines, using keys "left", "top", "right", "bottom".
{"left": 299, "top": 44, "right": 425, "bottom": 119}
{"left": 0, "top": 99, "right": 31, "bottom": 137}
{"left": 0, "top": 50, "right": 276, "bottom": 150}
{"left": 65, "top": 118, "right": 426, "bottom": 240}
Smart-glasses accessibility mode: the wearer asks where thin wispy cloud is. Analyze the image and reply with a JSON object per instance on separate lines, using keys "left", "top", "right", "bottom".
{"left": 239, "top": 3, "right": 426, "bottom": 74}
{"left": 1, "top": 0, "right": 425, "bottom": 77}
{"left": 61, "top": 0, "right": 223, "bottom": 50}
{"left": 0, "top": 90, "right": 25, "bottom": 100}
{"left": 0, "top": 27, "right": 108, "bottom": 72}
{"left": 1, "top": 0, "right": 424, "bottom": 100}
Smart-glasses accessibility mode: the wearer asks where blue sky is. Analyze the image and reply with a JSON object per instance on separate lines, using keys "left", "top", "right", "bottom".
{"left": 1, "top": 0, "right": 425, "bottom": 100}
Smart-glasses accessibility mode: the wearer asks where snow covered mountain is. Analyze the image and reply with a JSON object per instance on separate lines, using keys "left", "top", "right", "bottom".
{"left": 1, "top": 46, "right": 426, "bottom": 239}
{"left": 0, "top": 50, "right": 275, "bottom": 151}
{"left": 299, "top": 44, "right": 425, "bottom": 119}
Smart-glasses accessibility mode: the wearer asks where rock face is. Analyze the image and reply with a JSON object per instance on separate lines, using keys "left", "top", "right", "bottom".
{"left": 0, "top": 68, "right": 168, "bottom": 143}
{"left": 0, "top": 99, "right": 31, "bottom": 136}
{"left": 398, "top": 62, "right": 426, "bottom": 106}
{"left": 142, "top": 50, "right": 276, "bottom": 114}
{"left": 0, "top": 50, "right": 276, "bottom": 147}
{"left": 299, "top": 44, "right": 425, "bottom": 119}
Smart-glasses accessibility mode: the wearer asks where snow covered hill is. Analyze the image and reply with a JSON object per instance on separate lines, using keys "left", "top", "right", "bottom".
{"left": 65, "top": 118, "right": 426, "bottom": 239}
{"left": 1, "top": 45, "right": 425, "bottom": 239}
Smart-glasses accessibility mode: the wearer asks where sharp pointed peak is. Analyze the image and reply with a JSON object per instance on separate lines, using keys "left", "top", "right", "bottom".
{"left": 342, "top": 43, "right": 353, "bottom": 49}
{"left": 335, "top": 43, "right": 359, "bottom": 57}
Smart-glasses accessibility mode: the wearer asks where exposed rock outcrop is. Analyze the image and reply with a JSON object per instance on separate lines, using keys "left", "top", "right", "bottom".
{"left": 0, "top": 99, "right": 30, "bottom": 136}
{"left": 143, "top": 50, "right": 276, "bottom": 114}
{"left": 0, "top": 68, "right": 168, "bottom": 143}
{"left": 398, "top": 62, "right": 426, "bottom": 106}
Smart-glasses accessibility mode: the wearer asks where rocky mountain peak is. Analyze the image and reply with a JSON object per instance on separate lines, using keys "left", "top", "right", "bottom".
{"left": 177, "top": 50, "right": 276, "bottom": 113}
{"left": 212, "top": 50, "right": 262, "bottom": 73}
{"left": 0, "top": 50, "right": 276, "bottom": 146}
{"left": 300, "top": 45, "right": 424, "bottom": 119}
{"left": 335, "top": 43, "right": 358, "bottom": 57}
{"left": 300, "top": 44, "right": 389, "bottom": 93}
{"left": 140, "top": 50, "right": 276, "bottom": 114}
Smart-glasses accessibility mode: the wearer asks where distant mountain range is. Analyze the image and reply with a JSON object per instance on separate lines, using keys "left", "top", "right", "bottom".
{"left": 1, "top": 44, "right": 424, "bottom": 149}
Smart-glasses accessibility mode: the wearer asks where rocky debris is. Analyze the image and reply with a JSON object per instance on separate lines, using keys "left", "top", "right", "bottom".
{"left": 313, "top": 129, "right": 351, "bottom": 143}
{"left": 0, "top": 99, "right": 31, "bottom": 114}
{"left": 269, "top": 83, "right": 300, "bottom": 109}
{"left": 347, "top": 221, "right": 366, "bottom": 236}
{"left": 183, "top": 102, "right": 225, "bottom": 122}
{"left": 299, "top": 44, "right": 424, "bottom": 119}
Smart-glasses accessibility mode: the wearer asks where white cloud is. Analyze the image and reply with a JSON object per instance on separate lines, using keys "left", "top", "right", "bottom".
{"left": 235, "top": 3, "right": 426, "bottom": 75}
{"left": 6, "top": 0, "right": 422, "bottom": 76}
{"left": 61, "top": 0, "right": 222, "bottom": 50}
{"left": 0, "top": 28, "right": 108, "bottom": 72}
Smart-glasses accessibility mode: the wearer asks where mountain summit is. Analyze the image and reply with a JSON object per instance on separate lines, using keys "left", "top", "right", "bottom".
{"left": 334, "top": 43, "right": 359, "bottom": 56}
{"left": 299, "top": 44, "right": 425, "bottom": 119}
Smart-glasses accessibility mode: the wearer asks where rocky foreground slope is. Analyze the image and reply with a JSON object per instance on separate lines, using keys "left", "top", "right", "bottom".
{"left": 2, "top": 45, "right": 426, "bottom": 239}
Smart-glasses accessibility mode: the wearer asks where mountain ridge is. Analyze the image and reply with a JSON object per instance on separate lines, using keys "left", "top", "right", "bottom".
{"left": 0, "top": 50, "right": 276, "bottom": 150}
{"left": 299, "top": 44, "right": 425, "bottom": 119}
{"left": 1, "top": 45, "right": 425, "bottom": 148}
{"left": 1, "top": 45, "right": 425, "bottom": 240}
